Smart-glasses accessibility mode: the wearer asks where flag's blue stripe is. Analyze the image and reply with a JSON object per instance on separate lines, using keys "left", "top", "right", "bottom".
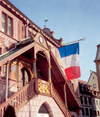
{"left": 58, "top": 43, "right": 79, "bottom": 58}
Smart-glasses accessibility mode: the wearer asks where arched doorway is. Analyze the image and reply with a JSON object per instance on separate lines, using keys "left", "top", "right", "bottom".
{"left": 20, "top": 67, "right": 30, "bottom": 87}
{"left": 38, "top": 104, "right": 50, "bottom": 117}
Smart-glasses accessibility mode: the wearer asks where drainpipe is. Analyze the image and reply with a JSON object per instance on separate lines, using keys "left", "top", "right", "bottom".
{"left": 5, "top": 62, "right": 10, "bottom": 101}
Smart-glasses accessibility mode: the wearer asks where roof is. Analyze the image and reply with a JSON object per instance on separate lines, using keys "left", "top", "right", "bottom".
{"left": 0, "top": 37, "right": 35, "bottom": 66}
{"left": 2, "top": 0, "right": 61, "bottom": 47}
{"left": 87, "top": 70, "right": 97, "bottom": 83}
{"left": 78, "top": 79, "right": 87, "bottom": 85}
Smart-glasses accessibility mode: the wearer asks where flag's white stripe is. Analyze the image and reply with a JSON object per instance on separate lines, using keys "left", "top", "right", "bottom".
{"left": 61, "top": 54, "right": 79, "bottom": 69}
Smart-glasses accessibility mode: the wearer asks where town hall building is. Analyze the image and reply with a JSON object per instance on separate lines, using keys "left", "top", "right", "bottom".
{"left": 0, "top": 0, "right": 81, "bottom": 117}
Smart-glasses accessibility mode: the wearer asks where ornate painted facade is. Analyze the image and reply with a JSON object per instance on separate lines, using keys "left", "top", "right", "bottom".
{"left": 0, "top": 0, "right": 81, "bottom": 117}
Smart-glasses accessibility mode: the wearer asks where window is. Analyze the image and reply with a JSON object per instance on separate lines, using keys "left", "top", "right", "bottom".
{"left": 82, "top": 108, "right": 85, "bottom": 115}
{"left": 96, "top": 100, "right": 98, "bottom": 106}
{"left": 94, "top": 110, "right": 97, "bottom": 116}
{"left": 82, "top": 85, "right": 84, "bottom": 92}
{"left": 8, "top": 17, "right": 12, "bottom": 36}
{"left": 2, "top": 13, "right": 6, "bottom": 33}
{"left": 85, "top": 108, "right": 89, "bottom": 116}
{"left": 84, "top": 97, "right": 87, "bottom": 104}
{"left": 97, "top": 111, "right": 99, "bottom": 116}
{"left": 2, "top": 13, "right": 13, "bottom": 36}
{"left": 93, "top": 84, "right": 96, "bottom": 88}
{"left": 90, "top": 109, "right": 92, "bottom": 116}
{"left": 89, "top": 97, "right": 91, "bottom": 105}
{"left": 80, "top": 96, "right": 83, "bottom": 104}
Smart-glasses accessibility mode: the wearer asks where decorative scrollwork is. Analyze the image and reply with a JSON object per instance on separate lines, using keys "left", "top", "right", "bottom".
{"left": 38, "top": 82, "right": 50, "bottom": 94}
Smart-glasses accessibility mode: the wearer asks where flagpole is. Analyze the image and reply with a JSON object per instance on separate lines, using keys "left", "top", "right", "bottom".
{"left": 63, "top": 38, "right": 85, "bottom": 46}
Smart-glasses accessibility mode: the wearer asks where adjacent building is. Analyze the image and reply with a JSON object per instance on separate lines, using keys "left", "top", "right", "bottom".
{"left": 87, "top": 70, "right": 98, "bottom": 92}
{"left": 70, "top": 78, "right": 100, "bottom": 117}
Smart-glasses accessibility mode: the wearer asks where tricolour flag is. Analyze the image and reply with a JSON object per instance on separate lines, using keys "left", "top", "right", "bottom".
{"left": 58, "top": 42, "right": 81, "bottom": 81}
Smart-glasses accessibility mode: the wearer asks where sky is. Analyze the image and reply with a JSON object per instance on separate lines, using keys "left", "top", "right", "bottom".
{"left": 9, "top": 0, "right": 100, "bottom": 82}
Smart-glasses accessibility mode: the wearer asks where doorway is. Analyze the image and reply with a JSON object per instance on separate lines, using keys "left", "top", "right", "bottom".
{"left": 20, "top": 67, "right": 30, "bottom": 87}
{"left": 37, "top": 104, "right": 50, "bottom": 117}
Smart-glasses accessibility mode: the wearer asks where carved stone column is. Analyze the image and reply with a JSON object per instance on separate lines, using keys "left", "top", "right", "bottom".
{"left": 33, "top": 59, "right": 37, "bottom": 78}
{"left": 48, "top": 65, "right": 52, "bottom": 83}
{"left": 5, "top": 62, "right": 10, "bottom": 101}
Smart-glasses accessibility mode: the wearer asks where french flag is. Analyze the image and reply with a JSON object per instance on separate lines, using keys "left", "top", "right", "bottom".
{"left": 58, "top": 43, "right": 81, "bottom": 81}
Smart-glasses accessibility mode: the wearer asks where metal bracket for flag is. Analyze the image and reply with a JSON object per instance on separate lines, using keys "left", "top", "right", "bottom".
{"left": 63, "top": 38, "right": 85, "bottom": 46}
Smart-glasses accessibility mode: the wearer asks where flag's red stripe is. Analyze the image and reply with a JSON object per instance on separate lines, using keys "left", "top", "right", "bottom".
{"left": 65, "top": 66, "right": 81, "bottom": 81}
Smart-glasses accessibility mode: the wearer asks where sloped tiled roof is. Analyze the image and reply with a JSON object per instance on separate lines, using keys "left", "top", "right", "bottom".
{"left": 78, "top": 79, "right": 87, "bottom": 85}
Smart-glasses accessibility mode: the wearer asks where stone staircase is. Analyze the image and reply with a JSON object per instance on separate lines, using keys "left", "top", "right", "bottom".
{"left": 0, "top": 78, "right": 72, "bottom": 117}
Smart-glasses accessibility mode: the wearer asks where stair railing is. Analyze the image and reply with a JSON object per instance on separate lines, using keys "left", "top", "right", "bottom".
{"left": 0, "top": 78, "right": 36, "bottom": 117}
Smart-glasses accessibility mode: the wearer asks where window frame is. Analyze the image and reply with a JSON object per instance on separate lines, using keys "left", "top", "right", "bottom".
{"left": 84, "top": 97, "right": 87, "bottom": 105}
{"left": 2, "top": 12, "right": 13, "bottom": 37}
{"left": 2, "top": 13, "right": 7, "bottom": 33}
{"left": 82, "top": 108, "right": 85, "bottom": 115}
{"left": 8, "top": 16, "right": 13, "bottom": 36}
{"left": 93, "top": 84, "right": 96, "bottom": 88}
{"left": 85, "top": 108, "right": 89, "bottom": 116}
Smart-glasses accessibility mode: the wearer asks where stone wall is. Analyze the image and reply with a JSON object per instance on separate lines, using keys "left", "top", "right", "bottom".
{"left": 17, "top": 94, "right": 65, "bottom": 117}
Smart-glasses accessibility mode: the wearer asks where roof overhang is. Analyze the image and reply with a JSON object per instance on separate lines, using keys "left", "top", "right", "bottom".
{"left": 0, "top": 37, "right": 35, "bottom": 66}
